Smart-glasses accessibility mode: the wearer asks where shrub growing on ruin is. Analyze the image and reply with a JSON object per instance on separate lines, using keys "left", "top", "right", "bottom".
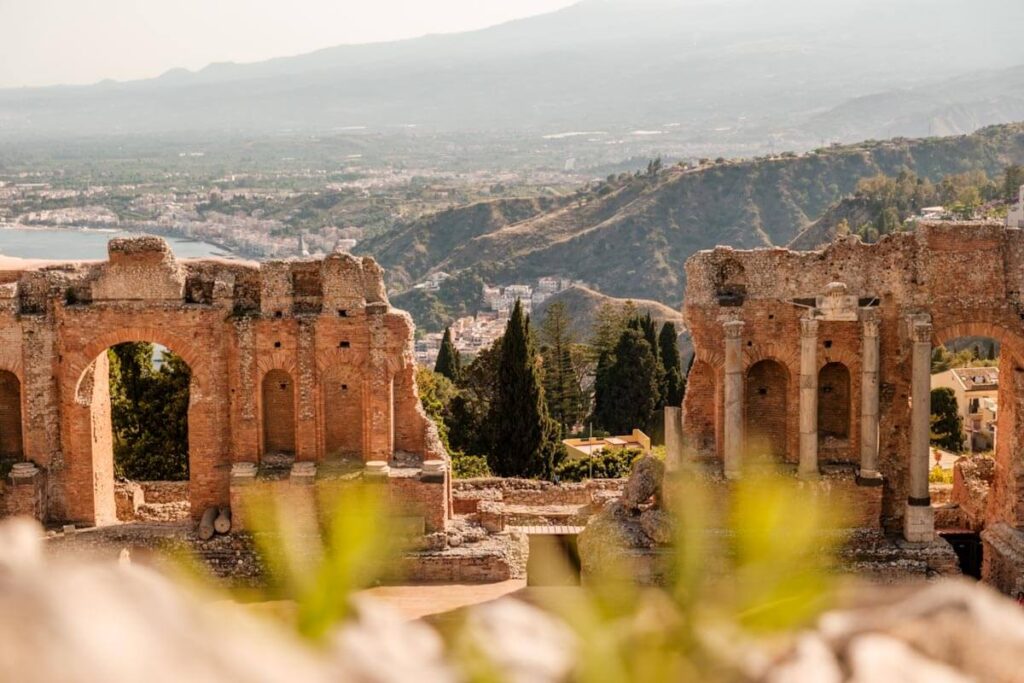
{"left": 554, "top": 447, "right": 639, "bottom": 482}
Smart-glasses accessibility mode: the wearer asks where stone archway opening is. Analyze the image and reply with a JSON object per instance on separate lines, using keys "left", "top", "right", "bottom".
{"left": 931, "top": 335, "right": 1000, "bottom": 457}
{"left": 744, "top": 359, "right": 789, "bottom": 462}
{"left": 261, "top": 369, "right": 297, "bottom": 471}
{"left": 75, "top": 341, "right": 193, "bottom": 526}
{"left": 0, "top": 370, "right": 24, "bottom": 462}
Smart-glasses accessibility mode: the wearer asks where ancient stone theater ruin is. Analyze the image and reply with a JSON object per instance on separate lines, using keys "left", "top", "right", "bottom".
{"left": 681, "top": 220, "right": 1024, "bottom": 589}
{"left": 0, "top": 236, "right": 448, "bottom": 533}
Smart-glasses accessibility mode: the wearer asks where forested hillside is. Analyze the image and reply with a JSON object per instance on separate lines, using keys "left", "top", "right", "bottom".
{"left": 367, "top": 123, "right": 1024, "bottom": 309}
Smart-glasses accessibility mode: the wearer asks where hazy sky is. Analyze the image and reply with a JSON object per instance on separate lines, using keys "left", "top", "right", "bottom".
{"left": 0, "top": 0, "right": 580, "bottom": 88}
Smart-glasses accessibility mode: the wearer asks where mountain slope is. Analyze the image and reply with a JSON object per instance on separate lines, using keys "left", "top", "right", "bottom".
{"left": 366, "top": 123, "right": 1024, "bottom": 305}
{"left": 2, "top": 0, "right": 1023, "bottom": 143}
{"left": 533, "top": 285, "right": 684, "bottom": 340}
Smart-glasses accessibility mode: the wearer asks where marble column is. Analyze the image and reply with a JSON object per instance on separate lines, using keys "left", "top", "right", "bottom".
{"left": 858, "top": 310, "right": 882, "bottom": 483}
{"left": 798, "top": 317, "right": 820, "bottom": 480}
{"left": 723, "top": 320, "right": 745, "bottom": 479}
{"left": 905, "top": 317, "right": 935, "bottom": 542}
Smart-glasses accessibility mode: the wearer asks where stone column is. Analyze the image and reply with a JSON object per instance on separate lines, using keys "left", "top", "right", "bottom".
{"left": 723, "top": 320, "right": 745, "bottom": 479}
{"left": 798, "top": 317, "right": 820, "bottom": 480}
{"left": 664, "top": 406, "right": 683, "bottom": 472}
{"left": 905, "top": 317, "right": 935, "bottom": 542}
{"left": 858, "top": 310, "right": 883, "bottom": 483}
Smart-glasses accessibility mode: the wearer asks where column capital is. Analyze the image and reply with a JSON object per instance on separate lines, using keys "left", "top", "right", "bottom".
{"left": 859, "top": 307, "right": 880, "bottom": 336}
{"left": 910, "top": 320, "right": 933, "bottom": 343}
{"left": 800, "top": 316, "right": 820, "bottom": 337}
{"left": 723, "top": 319, "right": 745, "bottom": 339}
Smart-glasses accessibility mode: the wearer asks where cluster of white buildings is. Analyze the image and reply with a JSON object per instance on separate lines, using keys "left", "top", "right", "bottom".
{"left": 415, "top": 311, "right": 509, "bottom": 367}
{"left": 482, "top": 276, "right": 584, "bottom": 315}
{"left": 414, "top": 276, "right": 587, "bottom": 367}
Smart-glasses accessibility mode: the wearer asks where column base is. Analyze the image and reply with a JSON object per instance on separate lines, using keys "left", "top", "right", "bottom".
{"left": 856, "top": 470, "right": 884, "bottom": 487}
{"left": 903, "top": 503, "right": 935, "bottom": 543}
{"left": 798, "top": 467, "right": 820, "bottom": 481}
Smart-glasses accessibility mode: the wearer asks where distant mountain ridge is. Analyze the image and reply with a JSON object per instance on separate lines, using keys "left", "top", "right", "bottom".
{"left": 2, "top": 0, "right": 1024, "bottom": 149}
{"left": 366, "top": 123, "right": 1024, "bottom": 306}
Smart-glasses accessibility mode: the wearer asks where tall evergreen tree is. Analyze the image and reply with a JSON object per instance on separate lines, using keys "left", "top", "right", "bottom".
{"left": 595, "top": 327, "right": 660, "bottom": 434}
{"left": 485, "top": 300, "right": 562, "bottom": 478}
{"left": 658, "top": 322, "right": 685, "bottom": 407}
{"left": 434, "top": 327, "right": 461, "bottom": 381}
{"left": 540, "top": 302, "right": 583, "bottom": 433}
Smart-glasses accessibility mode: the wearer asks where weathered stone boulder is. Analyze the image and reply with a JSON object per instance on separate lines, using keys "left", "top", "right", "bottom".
{"left": 621, "top": 454, "right": 664, "bottom": 510}
{"left": 639, "top": 508, "right": 673, "bottom": 546}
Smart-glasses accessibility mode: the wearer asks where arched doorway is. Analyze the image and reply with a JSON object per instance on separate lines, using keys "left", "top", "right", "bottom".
{"left": 72, "top": 341, "right": 193, "bottom": 526}
{"left": 262, "top": 369, "right": 296, "bottom": 460}
{"left": 0, "top": 370, "right": 24, "bottom": 459}
{"left": 744, "top": 359, "right": 789, "bottom": 461}
{"left": 818, "top": 362, "right": 851, "bottom": 442}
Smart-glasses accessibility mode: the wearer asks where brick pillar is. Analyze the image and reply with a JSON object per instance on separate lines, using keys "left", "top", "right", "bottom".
{"left": 798, "top": 317, "right": 820, "bottom": 480}
{"left": 905, "top": 316, "right": 935, "bottom": 542}
{"left": 723, "top": 320, "right": 745, "bottom": 479}
{"left": 858, "top": 310, "right": 883, "bottom": 484}
{"left": 365, "top": 304, "right": 393, "bottom": 462}
{"left": 295, "top": 319, "right": 317, "bottom": 462}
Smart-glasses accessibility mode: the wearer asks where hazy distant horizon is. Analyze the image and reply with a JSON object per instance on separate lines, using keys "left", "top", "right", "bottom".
{"left": 0, "top": 0, "right": 579, "bottom": 88}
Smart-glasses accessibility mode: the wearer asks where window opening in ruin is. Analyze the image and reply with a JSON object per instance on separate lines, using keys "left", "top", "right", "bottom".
{"left": 273, "top": 341, "right": 281, "bottom": 349}
{"left": 339, "top": 341, "right": 350, "bottom": 348}
{"left": 338, "top": 309, "right": 348, "bottom": 317}
{"left": 274, "top": 310, "right": 283, "bottom": 318}
{"left": 261, "top": 369, "right": 296, "bottom": 469}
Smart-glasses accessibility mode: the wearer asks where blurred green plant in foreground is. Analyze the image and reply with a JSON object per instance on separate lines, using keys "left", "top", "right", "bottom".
{"left": 242, "top": 459, "right": 847, "bottom": 681}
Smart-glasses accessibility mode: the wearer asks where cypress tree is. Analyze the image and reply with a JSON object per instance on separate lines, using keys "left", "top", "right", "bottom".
{"left": 486, "top": 300, "right": 562, "bottom": 478}
{"left": 598, "top": 327, "right": 660, "bottom": 434}
{"left": 434, "top": 327, "right": 461, "bottom": 381}
{"left": 659, "top": 322, "right": 685, "bottom": 407}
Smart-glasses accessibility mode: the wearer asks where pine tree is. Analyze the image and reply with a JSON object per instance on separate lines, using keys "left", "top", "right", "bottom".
{"left": 434, "top": 327, "right": 461, "bottom": 381}
{"left": 485, "top": 300, "right": 562, "bottom": 478}
{"left": 596, "top": 327, "right": 660, "bottom": 434}
{"left": 540, "top": 301, "right": 583, "bottom": 433}
{"left": 658, "top": 322, "right": 685, "bottom": 407}
{"left": 930, "top": 387, "right": 963, "bottom": 453}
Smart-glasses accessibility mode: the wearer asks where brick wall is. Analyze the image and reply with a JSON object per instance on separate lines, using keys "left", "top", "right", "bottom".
{"left": 261, "top": 369, "right": 296, "bottom": 455}
{"left": 744, "top": 359, "right": 789, "bottom": 461}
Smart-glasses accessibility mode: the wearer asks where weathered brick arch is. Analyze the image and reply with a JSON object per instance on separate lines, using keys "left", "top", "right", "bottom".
{"left": 0, "top": 236, "right": 446, "bottom": 530}
{"left": 743, "top": 345, "right": 800, "bottom": 377}
{"left": 931, "top": 320, "right": 1024, "bottom": 366}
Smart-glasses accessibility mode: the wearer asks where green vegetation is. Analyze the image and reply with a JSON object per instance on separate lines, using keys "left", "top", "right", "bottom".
{"left": 929, "top": 465, "right": 954, "bottom": 485}
{"left": 930, "top": 387, "right": 964, "bottom": 453}
{"left": 108, "top": 342, "right": 191, "bottom": 481}
{"left": 554, "top": 448, "right": 639, "bottom": 482}
{"left": 932, "top": 341, "right": 998, "bottom": 373}
{"left": 485, "top": 300, "right": 563, "bottom": 478}
{"left": 433, "top": 327, "right": 461, "bottom": 382}
{"left": 450, "top": 453, "right": 491, "bottom": 479}
{"left": 539, "top": 302, "right": 585, "bottom": 434}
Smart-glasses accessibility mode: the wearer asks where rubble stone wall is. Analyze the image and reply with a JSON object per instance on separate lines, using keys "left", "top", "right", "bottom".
{"left": 0, "top": 236, "right": 445, "bottom": 527}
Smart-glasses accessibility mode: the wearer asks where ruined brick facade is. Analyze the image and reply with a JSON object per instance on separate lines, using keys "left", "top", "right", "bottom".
{"left": 0, "top": 236, "right": 447, "bottom": 527}
{"left": 682, "top": 222, "right": 1024, "bottom": 586}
